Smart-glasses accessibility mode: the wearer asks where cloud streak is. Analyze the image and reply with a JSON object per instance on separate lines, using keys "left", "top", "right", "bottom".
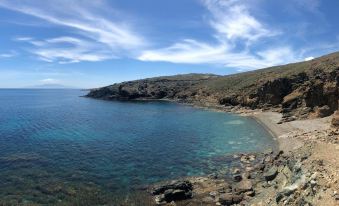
{"left": 0, "top": 0, "right": 146, "bottom": 63}
{"left": 138, "top": 0, "right": 300, "bottom": 70}
{"left": 0, "top": 50, "right": 17, "bottom": 58}
{"left": 16, "top": 36, "right": 114, "bottom": 63}
{"left": 40, "top": 78, "right": 59, "bottom": 84}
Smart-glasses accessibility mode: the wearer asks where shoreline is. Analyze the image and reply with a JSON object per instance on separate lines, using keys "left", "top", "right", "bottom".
{"left": 143, "top": 100, "right": 338, "bottom": 205}
{"left": 85, "top": 97, "right": 338, "bottom": 205}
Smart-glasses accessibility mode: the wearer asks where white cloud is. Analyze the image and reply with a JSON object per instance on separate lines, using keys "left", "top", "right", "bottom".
{"left": 203, "top": 0, "right": 275, "bottom": 42}
{"left": 13, "top": 36, "right": 33, "bottom": 41}
{"left": 0, "top": 0, "right": 146, "bottom": 63}
{"left": 138, "top": 0, "right": 298, "bottom": 70}
{"left": 304, "top": 56, "right": 315, "bottom": 61}
{"left": 21, "top": 36, "right": 114, "bottom": 63}
{"left": 139, "top": 39, "right": 298, "bottom": 69}
{"left": 0, "top": 51, "right": 17, "bottom": 58}
{"left": 15, "top": 36, "right": 114, "bottom": 63}
{"left": 139, "top": 39, "right": 230, "bottom": 64}
{"left": 40, "top": 78, "right": 59, "bottom": 84}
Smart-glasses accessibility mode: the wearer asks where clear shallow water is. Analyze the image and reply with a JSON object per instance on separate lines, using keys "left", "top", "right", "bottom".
{"left": 0, "top": 89, "right": 275, "bottom": 203}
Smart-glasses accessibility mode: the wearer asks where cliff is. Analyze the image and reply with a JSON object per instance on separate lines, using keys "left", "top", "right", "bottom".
{"left": 86, "top": 52, "right": 339, "bottom": 121}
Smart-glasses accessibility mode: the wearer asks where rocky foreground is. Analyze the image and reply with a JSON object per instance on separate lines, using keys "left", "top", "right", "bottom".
{"left": 147, "top": 113, "right": 339, "bottom": 206}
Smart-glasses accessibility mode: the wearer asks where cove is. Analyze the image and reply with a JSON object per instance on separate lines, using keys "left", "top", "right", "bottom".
{"left": 0, "top": 89, "right": 276, "bottom": 204}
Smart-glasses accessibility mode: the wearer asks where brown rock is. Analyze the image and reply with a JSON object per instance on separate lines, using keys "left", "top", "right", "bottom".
{"left": 234, "top": 180, "right": 253, "bottom": 193}
{"left": 332, "top": 111, "right": 339, "bottom": 128}
{"left": 219, "top": 193, "right": 243, "bottom": 205}
{"left": 314, "top": 105, "right": 332, "bottom": 118}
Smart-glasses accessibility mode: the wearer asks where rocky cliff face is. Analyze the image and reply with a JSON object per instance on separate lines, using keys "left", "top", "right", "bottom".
{"left": 86, "top": 52, "right": 339, "bottom": 121}
{"left": 86, "top": 74, "right": 220, "bottom": 103}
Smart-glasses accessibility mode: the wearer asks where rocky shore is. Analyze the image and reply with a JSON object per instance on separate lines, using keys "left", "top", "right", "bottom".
{"left": 147, "top": 111, "right": 339, "bottom": 206}
{"left": 85, "top": 51, "right": 339, "bottom": 205}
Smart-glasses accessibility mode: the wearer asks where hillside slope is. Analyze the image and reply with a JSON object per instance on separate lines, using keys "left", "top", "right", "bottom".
{"left": 86, "top": 52, "right": 339, "bottom": 121}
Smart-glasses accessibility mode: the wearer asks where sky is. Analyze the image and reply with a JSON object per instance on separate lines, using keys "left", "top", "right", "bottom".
{"left": 0, "top": 0, "right": 339, "bottom": 88}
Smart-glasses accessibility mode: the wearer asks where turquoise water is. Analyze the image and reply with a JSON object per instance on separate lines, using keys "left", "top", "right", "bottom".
{"left": 0, "top": 89, "right": 275, "bottom": 204}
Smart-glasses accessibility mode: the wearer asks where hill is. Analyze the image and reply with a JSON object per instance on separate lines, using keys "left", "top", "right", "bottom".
{"left": 86, "top": 52, "right": 339, "bottom": 122}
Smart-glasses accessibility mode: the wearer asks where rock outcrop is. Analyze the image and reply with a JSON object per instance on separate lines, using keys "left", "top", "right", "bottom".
{"left": 86, "top": 52, "right": 339, "bottom": 121}
{"left": 151, "top": 180, "right": 193, "bottom": 204}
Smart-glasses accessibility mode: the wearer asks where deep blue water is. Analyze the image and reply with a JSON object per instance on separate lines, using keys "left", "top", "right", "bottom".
{"left": 0, "top": 89, "right": 275, "bottom": 203}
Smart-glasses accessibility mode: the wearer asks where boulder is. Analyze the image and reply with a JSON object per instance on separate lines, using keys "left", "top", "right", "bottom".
{"left": 163, "top": 189, "right": 192, "bottom": 202}
{"left": 233, "top": 174, "right": 243, "bottom": 182}
{"left": 202, "top": 196, "right": 215, "bottom": 203}
{"left": 219, "top": 193, "right": 243, "bottom": 205}
{"left": 331, "top": 111, "right": 339, "bottom": 128}
{"left": 152, "top": 180, "right": 193, "bottom": 195}
{"left": 152, "top": 180, "right": 193, "bottom": 203}
{"left": 234, "top": 180, "right": 253, "bottom": 193}
{"left": 264, "top": 166, "right": 278, "bottom": 181}
{"left": 314, "top": 105, "right": 332, "bottom": 118}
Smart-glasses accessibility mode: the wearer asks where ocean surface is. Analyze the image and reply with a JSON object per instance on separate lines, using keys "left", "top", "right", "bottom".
{"left": 0, "top": 89, "right": 275, "bottom": 204}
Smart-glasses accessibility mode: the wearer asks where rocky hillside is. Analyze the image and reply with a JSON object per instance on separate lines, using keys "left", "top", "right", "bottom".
{"left": 86, "top": 52, "right": 339, "bottom": 121}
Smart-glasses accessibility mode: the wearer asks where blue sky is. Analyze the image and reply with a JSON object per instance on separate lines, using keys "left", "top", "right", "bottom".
{"left": 0, "top": 0, "right": 338, "bottom": 88}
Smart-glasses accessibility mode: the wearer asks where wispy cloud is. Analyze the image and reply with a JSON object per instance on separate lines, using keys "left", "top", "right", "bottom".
{"left": 13, "top": 36, "right": 33, "bottom": 41}
{"left": 0, "top": 50, "right": 17, "bottom": 58}
{"left": 16, "top": 36, "right": 114, "bottom": 63}
{"left": 0, "top": 0, "right": 146, "bottom": 63}
{"left": 40, "top": 78, "right": 59, "bottom": 84}
{"left": 204, "top": 0, "right": 276, "bottom": 42}
{"left": 138, "top": 0, "right": 298, "bottom": 69}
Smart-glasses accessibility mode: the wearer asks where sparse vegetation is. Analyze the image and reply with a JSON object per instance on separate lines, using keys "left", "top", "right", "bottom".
{"left": 87, "top": 51, "right": 339, "bottom": 122}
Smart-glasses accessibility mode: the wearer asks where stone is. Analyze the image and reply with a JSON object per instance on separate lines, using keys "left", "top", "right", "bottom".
{"left": 219, "top": 193, "right": 243, "bottom": 205}
{"left": 233, "top": 174, "right": 242, "bottom": 182}
{"left": 310, "top": 180, "right": 317, "bottom": 187}
{"left": 276, "top": 192, "right": 284, "bottom": 203}
{"left": 255, "top": 163, "right": 265, "bottom": 171}
{"left": 315, "top": 105, "right": 332, "bottom": 118}
{"left": 231, "top": 168, "right": 241, "bottom": 174}
{"left": 245, "top": 190, "right": 255, "bottom": 197}
{"left": 264, "top": 166, "right": 278, "bottom": 181}
{"left": 332, "top": 111, "right": 339, "bottom": 128}
{"left": 219, "top": 194, "right": 233, "bottom": 205}
{"left": 152, "top": 180, "right": 193, "bottom": 203}
{"left": 234, "top": 180, "right": 253, "bottom": 193}
{"left": 155, "top": 194, "right": 165, "bottom": 204}
{"left": 263, "top": 155, "right": 273, "bottom": 164}
{"left": 202, "top": 196, "right": 215, "bottom": 203}
{"left": 209, "top": 191, "right": 218, "bottom": 197}
{"left": 164, "top": 189, "right": 192, "bottom": 202}
{"left": 240, "top": 155, "right": 249, "bottom": 163}
{"left": 152, "top": 180, "right": 193, "bottom": 195}
{"left": 248, "top": 154, "right": 256, "bottom": 161}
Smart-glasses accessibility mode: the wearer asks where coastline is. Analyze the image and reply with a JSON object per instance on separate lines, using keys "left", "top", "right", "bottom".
{"left": 85, "top": 96, "right": 338, "bottom": 205}
{"left": 144, "top": 100, "right": 338, "bottom": 205}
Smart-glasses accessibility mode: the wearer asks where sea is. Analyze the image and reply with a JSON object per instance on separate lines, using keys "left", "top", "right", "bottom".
{"left": 0, "top": 89, "right": 275, "bottom": 204}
